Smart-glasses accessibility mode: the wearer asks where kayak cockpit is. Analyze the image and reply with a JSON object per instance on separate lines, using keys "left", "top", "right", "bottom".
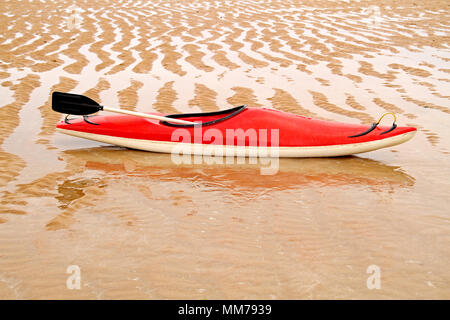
{"left": 160, "top": 105, "right": 247, "bottom": 127}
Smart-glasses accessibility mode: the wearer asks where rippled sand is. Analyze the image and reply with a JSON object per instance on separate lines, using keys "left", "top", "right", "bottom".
{"left": 0, "top": 0, "right": 449, "bottom": 299}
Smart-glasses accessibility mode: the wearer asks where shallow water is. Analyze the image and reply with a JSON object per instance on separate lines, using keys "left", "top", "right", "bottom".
{"left": 0, "top": 0, "right": 449, "bottom": 299}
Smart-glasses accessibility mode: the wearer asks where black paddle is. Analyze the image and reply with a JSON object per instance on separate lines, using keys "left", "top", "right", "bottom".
{"left": 51, "top": 91, "right": 195, "bottom": 125}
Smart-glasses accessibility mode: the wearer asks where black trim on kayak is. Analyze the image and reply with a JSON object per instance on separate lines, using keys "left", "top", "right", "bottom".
{"left": 349, "top": 113, "right": 398, "bottom": 138}
{"left": 380, "top": 123, "right": 397, "bottom": 135}
{"left": 348, "top": 123, "right": 378, "bottom": 138}
{"left": 160, "top": 105, "right": 247, "bottom": 127}
{"left": 83, "top": 115, "right": 100, "bottom": 125}
{"left": 64, "top": 114, "right": 99, "bottom": 125}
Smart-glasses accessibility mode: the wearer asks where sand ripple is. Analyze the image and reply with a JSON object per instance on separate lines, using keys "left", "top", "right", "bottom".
{"left": 0, "top": 0, "right": 449, "bottom": 299}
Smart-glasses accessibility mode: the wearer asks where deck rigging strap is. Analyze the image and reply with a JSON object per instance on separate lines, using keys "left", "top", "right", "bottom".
{"left": 348, "top": 112, "right": 397, "bottom": 138}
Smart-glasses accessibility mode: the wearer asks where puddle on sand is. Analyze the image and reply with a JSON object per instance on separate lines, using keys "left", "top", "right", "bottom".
{"left": 0, "top": 0, "right": 449, "bottom": 299}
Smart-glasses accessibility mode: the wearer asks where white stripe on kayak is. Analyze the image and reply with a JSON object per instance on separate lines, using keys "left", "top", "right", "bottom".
{"left": 56, "top": 128, "right": 416, "bottom": 157}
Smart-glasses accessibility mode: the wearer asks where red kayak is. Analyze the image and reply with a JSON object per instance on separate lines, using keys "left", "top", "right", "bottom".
{"left": 56, "top": 105, "right": 416, "bottom": 157}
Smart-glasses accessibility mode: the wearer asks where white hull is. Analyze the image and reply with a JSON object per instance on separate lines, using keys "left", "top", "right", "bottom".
{"left": 56, "top": 128, "right": 416, "bottom": 158}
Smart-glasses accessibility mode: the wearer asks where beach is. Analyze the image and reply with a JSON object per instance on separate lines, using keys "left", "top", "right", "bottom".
{"left": 0, "top": 0, "right": 449, "bottom": 299}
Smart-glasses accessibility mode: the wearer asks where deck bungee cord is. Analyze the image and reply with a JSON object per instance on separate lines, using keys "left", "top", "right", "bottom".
{"left": 348, "top": 113, "right": 398, "bottom": 138}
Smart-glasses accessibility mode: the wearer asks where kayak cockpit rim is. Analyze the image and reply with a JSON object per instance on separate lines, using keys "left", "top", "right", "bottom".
{"left": 160, "top": 105, "right": 247, "bottom": 127}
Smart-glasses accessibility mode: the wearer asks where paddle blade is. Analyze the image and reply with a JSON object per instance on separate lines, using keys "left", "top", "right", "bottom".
{"left": 52, "top": 91, "right": 102, "bottom": 115}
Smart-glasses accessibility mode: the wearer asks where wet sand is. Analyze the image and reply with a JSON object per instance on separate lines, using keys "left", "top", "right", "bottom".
{"left": 0, "top": 0, "right": 449, "bottom": 299}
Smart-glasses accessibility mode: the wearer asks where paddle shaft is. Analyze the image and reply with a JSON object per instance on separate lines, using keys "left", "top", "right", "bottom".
{"left": 102, "top": 106, "right": 195, "bottom": 125}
